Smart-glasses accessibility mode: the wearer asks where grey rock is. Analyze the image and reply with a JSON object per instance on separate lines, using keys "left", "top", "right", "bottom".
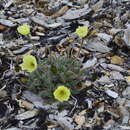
{"left": 97, "top": 76, "right": 111, "bottom": 84}
{"left": 109, "top": 28, "right": 122, "bottom": 35}
{"left": 120, "top": 106, "right": 129, "bottom": 124}
{"left": 83, "top": 57, "right": 97, "bottom": 69}
{"left": 110, "top": 71, "right": 124, "bottom": 80}
{"left": 97, "top": 33, "right": 113, "bottom": 43}
{"left": 122, "top": 87, "right": 130, "bottom": 99}
{"left": 107, "top": 64, "right": 125, "bottom": 72}
{"left": 85, "top": 42, "right": 111, "bottom": 53}
{"left": 0, "top": 19, "right": 16, "bottom": 27}
{"left": 4, "top": 0, "right": 14, "bottom": 8}
{"left": 31, "top": 14, "right": 62, "bottom": 28}
{"left": 123, "top": 27, "right": 130, "bottom": 48}
{"left": 91, "top": 0, "right": 104, "bottom": 11}
{"left": 12, "top": 18, "right": 30, "bottom": 24}
{"left": 13, "top": 46, "right": 30, "bottom": 55}
{"left": 0, "top": 33, "right": 3, "bottom": 45}
{"left": 62, "top": 5, "right": 92, "bottom": 20}
{"left": 105, "top": 89, "right": 118, "bottom": 98}
{"left": 125, "top": 100, "right": 130, "bottom": 107}
{"left": 35, "top": 32, "right": 45, "bottom": 36}
{"left": 22, "top": 91, "right": 44, "bottom": 109}
{"left": 16, "top": 109, "right": 38, "bottom": 120}
{"left": 0, "top": 11, "right": 7, "bottom": 19}
{"left": 30, "top": 36, "right": 40, "bottom": 40}
{"left": 100, "top": 63, "right": 108, "bottom": 69}
{"left": 6, "top": 128, "right": 21, "bottom": 130}
{"left": 49, "top": 110, "right": 74, "bottom": 130}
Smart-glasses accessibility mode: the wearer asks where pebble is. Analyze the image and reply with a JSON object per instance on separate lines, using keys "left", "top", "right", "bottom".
{"left": 12, "top": 18, "right": 29, "bottom": 24}
{"left": 6, "top": 128, "right": 21, "bottom": 130}
{"left": 35, "top": 32, "right": 45, "bottom": 36}
{"left": 122, "top": 87, "right": 130, "bottom": 99}
{"left": 120, "top": 106, "right": 129, "bottom": 124}
{"left": 123, "top": 27, "right": 130, "bottom": 48}
{"left": 37, "top": 26, "right": 45, "bottom": 31}
{"left": 85, "top": 42, "right": 111, "bottom": 53}
{"left": 97, "top": 33, "right": 112, "bottom": 43}
{"left": 83, "top": 57, "right": 97, "bottom": 69}
{"left": 0, "top": 33, "right": 3, "bottom": 41}
{"left": 97, "top": 76, "right": 111, "bottom": 84}
{"left": 105, "top": 89, "right": 118, "bottom": 98}
{"left": 16, "top": 109, "right": 38, "bottom": 120}
{"left": 22, "top": 91, "right": 45, "bottom": 109}
{"left": 0, "top": 19, "right": 16, "bottom": 27}
{"left": 125, "top": 100, "right": 130, "bottom": 107}
{"left": 74, "top": 115, "right": 85, "bottom": 126}
{"left": 84, "top": 80, "right": 92, "bottom": 87}
{"left": 109, "top": 28, "right": 122, "bottom": 35}
{"left": 30, "top": 36, "right": 40, "bottom": 40}
{"left": 63, "top": 5, "right": 92, "bottom": 20}
{"left": 13, "top": 46, "right": 30, "bottom": 55}
{"left": 4, "top": 0, "right": 14, "bottom": 8}
{"left": 107, "top": 64, "right": 125, "bottom": 72}
{"left": 110, "top": 71, "right": 124, "bottom": 80}
{"left": 31, "top": 14, "right": 62, "bottom": 28}
{"left": 0, "top": 11, "right": 7, "bottom": 19}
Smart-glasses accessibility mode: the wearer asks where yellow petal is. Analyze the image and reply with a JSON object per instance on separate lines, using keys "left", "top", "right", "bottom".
{"left": 20, "top": 55, "right": 37, "bottom": 72}
{"left": 53, "top": 86, "right": 71, "bottom": 102}
{"left": 17, "top": 24, "right": 30, "bottom": 35}
{"left": 75, "top": 26, "right": 88, "bottom": 38}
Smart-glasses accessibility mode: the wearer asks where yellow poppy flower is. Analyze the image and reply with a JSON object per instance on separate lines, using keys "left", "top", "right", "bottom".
{"left": 75, "top": 26, "right": 88, "bottom": 38}
{"left": 20, "top": 55, "right": 37, "bottom": 72}
{"left": 53, "top": 86, "right": 71, "bottom": 102}
{"left": 17, "top": 24, "right": 30, "bottom": 35}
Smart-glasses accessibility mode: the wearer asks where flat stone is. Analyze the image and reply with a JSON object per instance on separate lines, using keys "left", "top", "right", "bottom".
{"left": 63, "top": 5, "right": 92, "bottom": 20}
{"left": 97, "top": 33, "right": 112, "bottom": 43}
{"left": 107, "top": 64, "right": 126, "bottom": 72}
{"left": 35, "top": 32, "right": 45, "bottom": 36}
{"left": 122, "top": 87, "right": 130, "bottom": 99}
{"left": 125, "top": 100, "right": 130, "bottom": 107}
{"left": 0, "top": 19, "right": 16, "bottom": 27}
{"left": 110, "top": 71, "right": 124, "bottom": 80}
{"left": 13, "top": 46, "right": 30, "bottom": 55}
{"left": 30, "top": 36, "right": 40, "bottom": 40}
{"left": 31, "top": 14, "right": 62, "bottom": 28}
{"left": 12, "top": 18, "right": 29, "bottom": 24}
{"left": 97, "top": 76, "right": 111, "bottom": 84}
{"left": 105, "top": 89, "right": 118, "bottom": 98}
{"left": 123, "top": 26, "right": 130, "bottom": 48}
{"left": 85, "top": 42, "right": 111, "bottom": 53}
{"left": 83, "top": 57, "right": 97, "bottom": 69}
{"left": 16, "top": 109, "right": 38, "bottom": 120}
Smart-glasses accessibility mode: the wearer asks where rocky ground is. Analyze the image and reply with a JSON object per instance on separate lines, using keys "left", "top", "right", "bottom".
{"left": 0, "top": 0, "right": 130, "bottom": 130}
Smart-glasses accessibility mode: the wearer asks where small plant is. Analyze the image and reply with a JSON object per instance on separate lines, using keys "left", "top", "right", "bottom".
{"left": 25, "top": 55, "right": 85, "bottom": 101}
{"left": 18, "top": 26, "right": 88, "bottom": 102}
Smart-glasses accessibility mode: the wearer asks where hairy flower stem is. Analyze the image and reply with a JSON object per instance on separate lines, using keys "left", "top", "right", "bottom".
{"left": 77, "top": 38, "right": 84, "bottom": 58}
